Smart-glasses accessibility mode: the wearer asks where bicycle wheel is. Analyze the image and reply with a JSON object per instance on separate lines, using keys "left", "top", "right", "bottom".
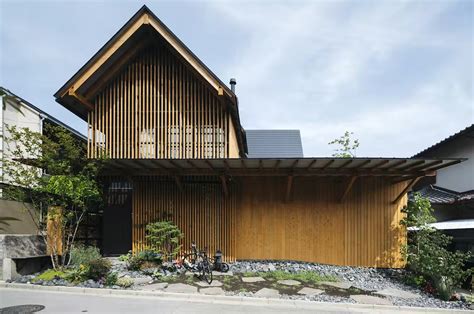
{"left": 220, "top": 263, "right": 230, "bottom": 273}
{"left": 202, "top": 263, "right": 213, "bottom": 284}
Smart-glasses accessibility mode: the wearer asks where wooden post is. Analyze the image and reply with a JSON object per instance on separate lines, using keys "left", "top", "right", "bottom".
{"left": 47, "top": 206, "right": 63, "bottom": 256}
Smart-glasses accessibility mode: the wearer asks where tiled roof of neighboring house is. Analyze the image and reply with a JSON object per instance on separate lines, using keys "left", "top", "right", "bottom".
{"left": 413, "top": 124, "right": 474, "bottom": 157}
{"left": 1, "top": 87, "right": 86, "bottom": 140}
{"left": 246, "top": 130, "right": 304, "bottom": 158}
{"left": 411, "top": 185, "right": 474, "bottom": 204}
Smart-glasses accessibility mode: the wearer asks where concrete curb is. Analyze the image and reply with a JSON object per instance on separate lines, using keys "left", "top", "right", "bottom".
{"left": 0, "top": 282, "right": 470, "bottom": 313}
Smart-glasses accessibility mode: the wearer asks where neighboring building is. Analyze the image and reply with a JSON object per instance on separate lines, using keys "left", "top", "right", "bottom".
{"left": 0, "top": 87, "right": 86, "bottom": 234}
{"left": 53, "top": 6, "right": 462, "bottom": 267}
{"left": 412, "top": 125, "right": 474, "bottom": 255}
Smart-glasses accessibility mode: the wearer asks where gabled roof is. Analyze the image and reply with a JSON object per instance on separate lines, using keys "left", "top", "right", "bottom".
{"left": 54, "top": 5, "right": 247, "bottom": 154}
{"left": 413, "top": 124, "right": 474, "bottom": 157}
{"left": 246, "top": 130, "right": 304, "bottom": 158}
{"left": 1, "top": 87, "right": 85, "bottom": 140}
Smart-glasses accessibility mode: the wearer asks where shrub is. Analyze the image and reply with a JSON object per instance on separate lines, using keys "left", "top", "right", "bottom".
{"left": 401, "top": 193, "right": 472, "bottom": 300}
{"left": 32, "top": 269, "right": 68, "bottom": 282}
{"left": 105, "top": 272, "right": 118, "bottom": 286}
{"left": 116, "top": 277, "right": 134, "bottom": 288}
{"left": 123, "top": 250, "right": 162, "bottom": 271}
{"left": 145, "top": 221, "right": 183, "bottom": 261}
{"left": 69, "top": 245, "right": 101, "bottom": 267}
{"left": 85, "top": 258, "right": 111, "bottom": 281}
{"left": 66, "top": 264, "right": 89, "bottom": 283}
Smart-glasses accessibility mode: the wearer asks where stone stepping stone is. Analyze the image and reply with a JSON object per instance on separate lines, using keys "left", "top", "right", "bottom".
{"left": 242, "top": 276, "right": 265, "bottom": 283}
{"left": 199, "top": 287, "right": 225, "bottom": 295}
{"left": 351, "top": 295, "right": 392, "bottom": 305}
{"left": 320, "top": 281, "right": 352, "bottom": 289}
{"left": 212, "top": 271, "right": 234, "bottom": 276}
{"left": 298, "top": 287, "right": 324, "bottom": 296}
{"left": 277, "top": 279, "right": 301, "bottom": 286}
{"left": 254, "top": 288, "right": 280, "bottom": 298}
{"left": 375, "top": 288, "right": 421, "bottom": 299}
{"left": 195, "top": 280, "right": 223, "bottom": 287}
{"left": 138, "top": 282, "right": 168, "bottom": 291}
{"left": 132, "top": 277, "right": 152, "bottom": 286}
{"left": 166, "top": 283, "right": 198, "bottom": 293}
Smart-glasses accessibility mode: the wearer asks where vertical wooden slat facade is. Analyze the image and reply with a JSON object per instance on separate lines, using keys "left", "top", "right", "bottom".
{"left": 88, "top": 44, "right": 237, "bottom": 159}
{"left": 130, "top": 175, "right": 407, "bottom": 267}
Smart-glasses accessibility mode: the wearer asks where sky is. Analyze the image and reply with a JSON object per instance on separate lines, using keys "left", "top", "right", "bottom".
{"left": 0, "top": 0, "right": 472, "bottom": 157}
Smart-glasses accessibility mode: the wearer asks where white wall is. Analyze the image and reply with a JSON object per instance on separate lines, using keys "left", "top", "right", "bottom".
{"left": 423, "top": 136, "right": 474, "bottom": 192}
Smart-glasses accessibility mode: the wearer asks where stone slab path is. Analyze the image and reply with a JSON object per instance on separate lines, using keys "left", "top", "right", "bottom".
{"left": 350, "top": 295, "right": 392, "bottom": 305}
{"left": 277, "top": 279, "right": 301, "bottom": 286}
{"left": 298, "top": 287, "right": 324, "bottom": 296}
{"left": 320, "top": 281, "right": 352, "bottom": 289}
{"left": 242, "top": 277, "right": 265, "bottom": 283}
{"left": 165, "top": 283, "right": 197, "bottom": 293}
{"left": 212, "top": 271, "right": 233, "bottom": 276}
{"left": 375, "top": 288, "right": 421, "bottom": 299}
{"left": 199, "top": 287, "right": 225, "bottom": 295}
{"left": 254, "top": 288, "right": 280, "bottom": 298}
{"left": 132, "top": 278, "right": 151, "bottom": 286}
{"left": 138, "top": 282, "right": 168, "bottom": 291}
{"left": 196, "top": 280, "right": 223, "bottom": 287}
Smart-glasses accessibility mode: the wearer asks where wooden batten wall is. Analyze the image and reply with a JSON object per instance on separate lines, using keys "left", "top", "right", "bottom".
{"left": 132, "top": 177, "right": 237, "bottom": 262}
{"left": 88, "top": 43, "right": 238, "bottom": 159}
{"left": 131, "top": 176, "right": 407, "bottom": 268}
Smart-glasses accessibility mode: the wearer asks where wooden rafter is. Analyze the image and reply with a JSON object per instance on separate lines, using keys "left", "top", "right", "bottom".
{"left": 392, "top": 177, "right": 422, "bottom": 204}
{"left": 410, "top": 160, "right": 442, "bottom": 172}
{"left": 398, "top": 160, "right": 425, "bottom": 171}
{"left": 173, "top": 176, "right": 183, "bottom": 192}
{"left": 368, "top": 159, "right": 389, "bottom": 170}
{"left": 289, "top": 159, "right": 299, "bottom": 169}
{"left": 337, "top": 159, "right": 353, "bottom": 169}
{"left": 340, "top": 176, "right": 357, "bottom": 203}
{"left": 355, "top": 159, "right": 372, "bottom": 169}
{"left": 285, "top": 175, "right": 294, "bottom": 202}
{"left": 385, "top": 160, "right": 407, "bottom": 170}
{"left": 273, "top": 160, "right": 281, "bottom": 170}
{"left": 306, "top": 159, "right": 317, "bottom": 169}
{"left": 68, "top": 89, "right": 94, "bottom": 110}
{"left": 424, "top": 159, "right": 461, "bottom": 172}
{"left": 321, "top": 159, "right": 335, "bottom": 170}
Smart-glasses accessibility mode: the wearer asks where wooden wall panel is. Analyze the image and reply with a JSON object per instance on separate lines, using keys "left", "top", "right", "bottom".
{"left": 88, "top": 44, "right": 235, "bottom": 159}
{"left": 132, "top": 177, "right": 237, "bottom": 262}
{"left": 235, "top": 176, "right": 406, "bottom": 268}
{"left": 130, "top": 176, "right": 407, "bottom": 267}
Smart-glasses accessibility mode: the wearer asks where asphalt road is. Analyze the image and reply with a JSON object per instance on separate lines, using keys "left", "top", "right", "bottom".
{"left": 0, "top": 287, "right": 466, "bottom": 314}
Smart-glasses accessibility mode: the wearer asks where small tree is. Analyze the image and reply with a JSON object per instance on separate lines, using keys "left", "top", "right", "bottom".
{"left": 401, "top": 193, "right": 472, "bottom": 300}
{"left": 328, "top": 131, "right": 360, "bottom": 157}
{"left": 1, "top": 124, "right": 104, "bottom": 269}
{"left": 145, "top": 220, "right": 183, "bottom": 262}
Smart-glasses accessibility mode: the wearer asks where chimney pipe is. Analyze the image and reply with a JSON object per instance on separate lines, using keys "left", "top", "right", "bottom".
{"left": 229, "top": 78, "right": 237, "bottom": 93}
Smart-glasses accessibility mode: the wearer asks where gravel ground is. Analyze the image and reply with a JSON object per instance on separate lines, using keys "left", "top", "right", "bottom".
{"left": 11, "top": 259, "right": 472, "bottom": 310}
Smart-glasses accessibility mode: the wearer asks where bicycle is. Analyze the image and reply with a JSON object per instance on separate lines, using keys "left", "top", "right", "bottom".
{"left": 181, "top": 242, "right": 213, "bottom": 284}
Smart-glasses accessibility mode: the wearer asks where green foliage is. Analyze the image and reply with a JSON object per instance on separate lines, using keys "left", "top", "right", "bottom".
{"left": 1, "top": 124, "right": 105, "bottom": 269}
{"left": 328, "top": 131, "right": 360, "bottom": 157}
{"left": 66, "top": 264, "right": 89, "bottom": 283}
{"left": 85, "top": 259, "right": 111, "bottom": 281}
{"left": 401, "top": 194, "right": 472, "bottom": 300}
{"left": 120, "top": 250, "right": 162, "bottom": 271}
{"left": 69, "top": 245, "right": 102, "bottom": 267}
{"left": 145, "top": 221, "right": 183, "bottom": 261}
{"left": 116, "top": 277, "right": 134, "bottom": 288}
{"left": 105, "top": 272, "right": 118, "bottom": 286}
{"left": 258, "top": 270, "right": 338, "bottom": 283}
{"left": 32, "top": 269, "right": 68, "bottom": 282}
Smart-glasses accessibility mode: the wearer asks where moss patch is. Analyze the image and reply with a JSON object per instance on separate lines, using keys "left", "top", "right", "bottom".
{"left": 258, "top": 270, "right": 338, "bottom": 284}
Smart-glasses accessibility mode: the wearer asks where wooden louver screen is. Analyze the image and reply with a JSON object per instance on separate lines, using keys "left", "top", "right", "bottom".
{"left": 88, "top": 44, "right": 231, "bottom": 159}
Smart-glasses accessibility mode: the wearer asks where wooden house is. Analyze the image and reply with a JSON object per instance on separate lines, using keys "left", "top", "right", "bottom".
{"left": 54, "top": 6, "right": 463, "bottom": 268}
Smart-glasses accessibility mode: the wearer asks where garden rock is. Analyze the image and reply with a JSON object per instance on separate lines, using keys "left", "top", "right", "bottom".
{"left": 320, "top": 281, "right": 352, "bottom": 289}
{"left": 277, "top": 279, "right": 301, "bottom": 286}
{"left": 350, "top": 295, "right": 392, "bottom": 305}
{"left": 254, "top": 288, "right": 280, "bottom": 298}
{"left": 242, "top": 276, "right": 265, "bottom": 283}
{"left": 132, "top": 277, "right": 152, "bottom": 286}
{"left": 199, "top": 287, "right": 225, "bottom": 295}
{"left": 375, "top": 288, "right": 421, "bottom": 299}
{"left": 196, "top": 280, "right": 222, "bottom": 287}
{"left": 138, "top": 282, "right": 168, "bottom": 291}
{"left": 166, "top": 283, "right": 197, "bottom": 293}
{"left": 298, "top": 287, "right": 324, "bottom": 296}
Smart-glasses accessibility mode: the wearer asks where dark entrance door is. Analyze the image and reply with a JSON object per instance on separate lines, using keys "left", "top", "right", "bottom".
{"left": 102, "top": 181, "right": 132, "bottom": 255}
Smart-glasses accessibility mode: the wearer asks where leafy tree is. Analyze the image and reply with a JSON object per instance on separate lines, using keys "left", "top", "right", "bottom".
{"left": 145, "top": 220, "right": 183, "bottom": 262}
{"left": 1, "top": 124, "right": 105, "bottom": 269}
{"left": 328, "top": 131, "right": 360, "bottom": 157}
{"left": 401, "top": 193, "right": 472, "bottom": 300}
